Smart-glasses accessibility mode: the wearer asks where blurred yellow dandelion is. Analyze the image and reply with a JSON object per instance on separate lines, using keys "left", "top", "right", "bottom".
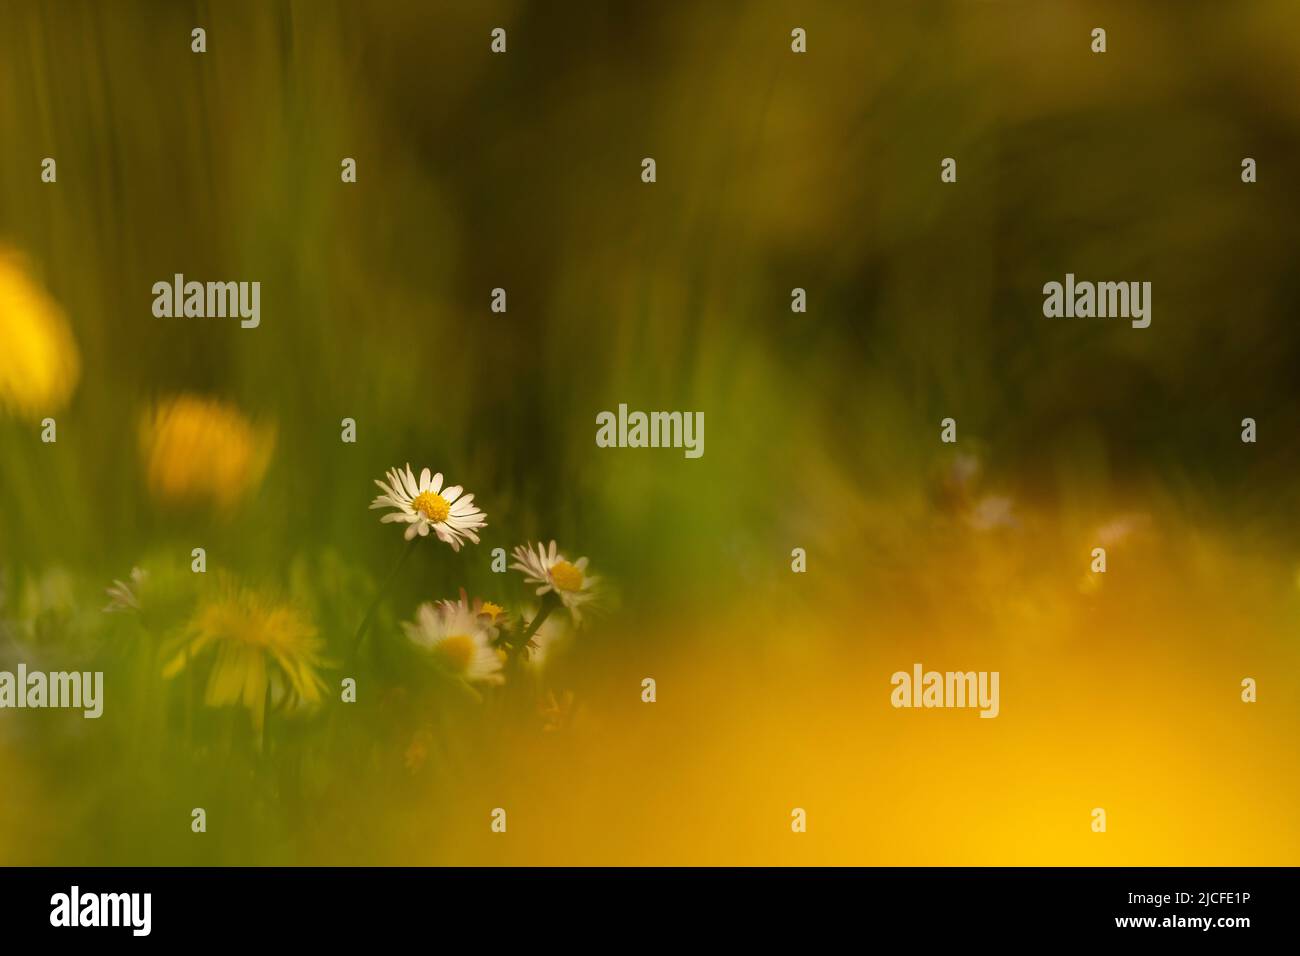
{"left": 162, "top": 583, "right": 327, "bottom": 734}
{"left": 0, "top": 246, "right": 80, "bottom": 419}
{"left": 139, "top": 395, "right": 274, "bottom": 509}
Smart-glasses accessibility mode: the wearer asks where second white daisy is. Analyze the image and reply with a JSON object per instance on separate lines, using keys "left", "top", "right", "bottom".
{"left": 510, "top": 540, "right": 599, "bottom": 623}
{"left": 369, "top": 463, "right": 487, "bottom": 549}
{"left": 403, "top": 601, "right": 504, "bottom": 685}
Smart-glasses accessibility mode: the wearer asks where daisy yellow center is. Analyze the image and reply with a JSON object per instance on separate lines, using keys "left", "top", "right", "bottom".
{"left": 437, "top": 634, "right": 476, "bottom": 671}
{"left": 550, "top": 560, "right": 584, "bottom": 592}
{"left": 412, "top": 490, "right": 450, "bottom": 523}
{"left": 480, "top": 601, "right": 505, "bottom": 622}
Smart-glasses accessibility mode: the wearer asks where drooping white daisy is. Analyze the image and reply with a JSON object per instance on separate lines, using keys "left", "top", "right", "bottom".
{"left": 104, "top": 567, "right": 149, "bottom": 613}
{"left": 510, "top": 540, "right": 599, "bottom": 623}
{"left": 370, "top": 464, "right": 487, "bottom": 549}
{"left": 403, "top": 601, "right": 504, "bottom": 685}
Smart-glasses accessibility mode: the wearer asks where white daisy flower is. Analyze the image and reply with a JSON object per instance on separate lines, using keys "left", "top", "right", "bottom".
{"left": 104, "top": 567, "right": 149, "bottom": 613}
{"left": 402, "top": 601, "right": 504, "bottom": 686}
{"left": 510, "top": 540, "right": 599, "bottom": 623}
{"left": 436, "top": 588, "right": 507, "bottom": 640}
{"left": 369, "top": 463, "right": 487, "bottom": 549}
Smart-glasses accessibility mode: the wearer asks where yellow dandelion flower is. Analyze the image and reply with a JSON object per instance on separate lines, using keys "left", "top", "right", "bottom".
{"left": 0, "top": 246, "right": 80, "bottom": 419}
{"left": 162, "top": 583, "right": 327, "bottom": 734}
{"left": 139, "top": 395, "right": 274, "bottom": 509}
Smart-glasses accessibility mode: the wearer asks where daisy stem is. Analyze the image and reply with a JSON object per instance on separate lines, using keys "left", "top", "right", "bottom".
{"left": 350, "top": 536, "right": 418, "bottom": 664}
{"left": 261, "top": 681, "right": 271, "bottom": 758}
{"left": 513, "top": 592, "right": 559, "bottom": 657}
{"left": 185, "top": 645, "right": 194, "bottom": 746}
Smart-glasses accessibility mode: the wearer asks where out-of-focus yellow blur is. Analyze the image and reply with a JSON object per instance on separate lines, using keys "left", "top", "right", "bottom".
{"left": 1, "top": 1, "right": 1298, "bottom": 866}
{"left": 0, "top": 246, "right": 80, "bottom": 420}
{"left": 139, "top": 396, "right": 274, "bottom": 510}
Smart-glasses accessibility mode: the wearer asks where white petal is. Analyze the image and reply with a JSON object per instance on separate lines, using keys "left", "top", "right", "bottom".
{"left": 401, "top": 465, "right": 419, "bottom": 498}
